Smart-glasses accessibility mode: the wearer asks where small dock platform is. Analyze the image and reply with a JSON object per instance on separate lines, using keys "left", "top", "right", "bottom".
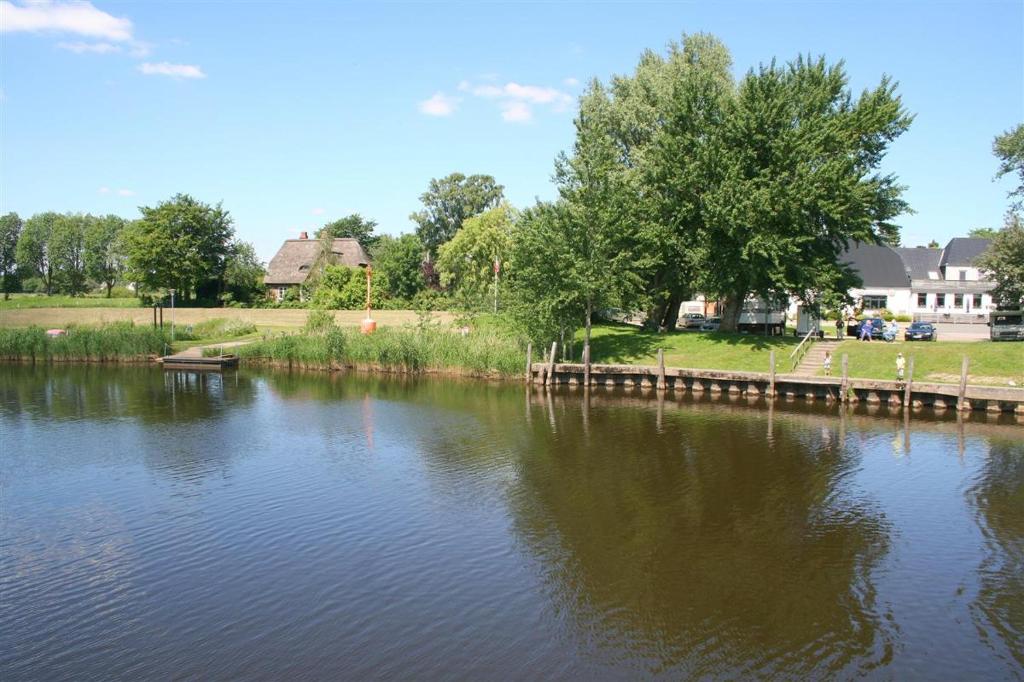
{"left": 159, "top": 343, "right": 247, "bottom": 371}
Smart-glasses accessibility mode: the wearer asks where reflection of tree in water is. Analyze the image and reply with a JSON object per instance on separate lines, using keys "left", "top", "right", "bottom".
{"left": 0, "top": 364, "right": 256, "bottom": 424}
{"left": 508, "top": 397, "right": 894, "bottom": 678}
{"left": 967, "top": 437, "right": 1024, "bottom": 668}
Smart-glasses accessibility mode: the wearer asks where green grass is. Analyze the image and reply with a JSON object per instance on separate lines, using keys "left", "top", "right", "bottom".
{"left": 828, "top": 340, "right": 1023, "bottom": 386}
{"left": 0, "top": 322, "right": 169, "bottom": 361}
{"left": 582, "top": 323, "right": 800, "bottom": 372}
{"left": 0, "top": 294, "right": 143, "bottom": 309}
{"left": 233, "top": 325, "right": 526, "bottom": 375}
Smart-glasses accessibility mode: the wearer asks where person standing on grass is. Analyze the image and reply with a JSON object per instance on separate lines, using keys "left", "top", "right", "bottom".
{"left": 835, "top": 317, "right": 843, "bottom": 340}
{"left": 823, "top": 351, "right": 832, "bottom": 376}
{"left": 896, "top": 352, "right": 906, "bottom": 382}
{"left": 860, "top": 320, "right": 872, "bottom": 342}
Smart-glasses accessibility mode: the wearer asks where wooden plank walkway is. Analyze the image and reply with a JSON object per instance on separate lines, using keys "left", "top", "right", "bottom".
{"left": 159, "top": 341, "right": 250, "bottom": 371}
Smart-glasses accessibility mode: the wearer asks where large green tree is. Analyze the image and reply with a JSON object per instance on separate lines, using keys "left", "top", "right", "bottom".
{"left": 49, "top": 214, "right": 89, "bottom": 295}
{"left": 410, "top": 173, "right": 504, "bottom": 257}
{"left": 698, "top": 56, "right": 911, "bottom": 331}
{"left": 84, "top": 214, "right": 127, "bottom": 297}
{"left": 993, "top": 123, "right": 1024, "bottom": 209}
{"left": 316, "top": 214, "right": 378, "bottom": 249}
{"left": 371, "top": 233, "right": 425, "bottom": 300}
{"left": 222, "top": 240, "right": 265, "bottom": 304}
{"left": 0, "top": 212, "right": 22, "bottom": 299}
{"left": 975, "top": 213, "right": 1024, "bottom": 308}
{"left": 968, "top": 227, "right": 999, "bottom": 239}
{"left": 436, "top": 204, "right": 515, "bottom": 306}
{"left": 16, "top": 212, "right": 60, "bottom": 294}
{"left": 122, "top": 194, "right": 234, "bottom": 301}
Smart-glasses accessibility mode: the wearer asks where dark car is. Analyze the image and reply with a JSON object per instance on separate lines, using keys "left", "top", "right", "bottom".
{"left": 904, "top": 322, "right": 937, "bottom": 341}
{"left": 849, "top": 317, "right": 886, "bottom": 339}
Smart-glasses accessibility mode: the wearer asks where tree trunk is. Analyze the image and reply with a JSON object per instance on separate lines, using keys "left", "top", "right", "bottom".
{"left": 585, "top": 297, "right": 593, "bottom": 351}
{"left": 719, "top": 294, "right": 745, "bottom": 333}
{"left": 106, "top": 281, "right": 113, "bottom": 298}
{"left": 646, "top": 298, "right": 668, "bottom": 332}
{"left": 661, "top": 294, "right": 683, "bottom": 331}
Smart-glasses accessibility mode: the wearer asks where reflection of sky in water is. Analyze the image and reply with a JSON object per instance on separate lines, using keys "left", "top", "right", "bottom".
{"left": 0, "top": 366, "right": 1021, "bottom": 679}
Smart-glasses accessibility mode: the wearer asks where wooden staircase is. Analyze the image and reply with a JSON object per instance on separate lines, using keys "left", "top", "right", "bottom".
{"left": 793, "top": 340, "right": 842, "bottom": 376}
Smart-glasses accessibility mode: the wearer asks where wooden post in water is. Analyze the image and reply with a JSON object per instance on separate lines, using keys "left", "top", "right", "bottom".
{"left": 768, "top": 350, "right": 776, "bottom": 399}
{"left": 657, "top": 348, "right": 667, "bottom": 391}
{"left": 840, "top": 354, "right": 849, "bottom": 403}
{"left": 957, "top": 355, "right": 970, "bottom": 412}
{"left": 547, "top": 341, "right": 557, "bottom": 387}
{"left": 903, "top": 356, "right": 914, "bottom": 408}
{"left": 583, "top": 343, "right": 591, "bottom": 389}
{"left": 525, "top": 343, "right": 533, "bottom": 384}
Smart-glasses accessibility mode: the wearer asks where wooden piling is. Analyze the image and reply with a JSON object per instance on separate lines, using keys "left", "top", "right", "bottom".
{"left": 525, "top": 343, "right": 533, "bottom": 384}
{"left": 546, "top": 341, "right": 557, "bottom": 387}
{"left": 903, "top": 356, "right": 914, "bottom": 408}
{"left": 583, "top": 343, "right": 591, "bottom": 389}
{"left": 657, "top": 349, "right": 666, "bottom": 391}
{"left": 957, "top": 356, "right": 970, "bottom": 411}
{"left": 768, "top": 351, "right": 776, "bottom": 399}
{"left": 153, "top": 305, "right": 157, "bottom": 328}
{"left": 840, "top": 354, "right": 849, "bottom": 403}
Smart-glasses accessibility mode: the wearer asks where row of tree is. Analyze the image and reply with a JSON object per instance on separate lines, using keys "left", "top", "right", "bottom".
{"left": 0, "top": 194, "right": 264, "bottom": 304}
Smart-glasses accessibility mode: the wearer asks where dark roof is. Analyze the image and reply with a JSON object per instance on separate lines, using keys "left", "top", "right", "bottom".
{"left": 894, "top": 247, "right": 942, "bottom": 280}
{"left": 265, "top": 238, "right": 370, "bottom": 285}
{"left": 940, "top": 238, "right": 991, "bottom": 267}
{"left": 840, "top": 241, "right": 911, "bottom": 288}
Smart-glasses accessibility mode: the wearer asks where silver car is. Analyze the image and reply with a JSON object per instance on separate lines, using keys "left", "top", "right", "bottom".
{"left": 681, "top": 313, "right": 705, "bottom": 329}
{"left": 700, "top": 317, "right": 721, "bottom": 332}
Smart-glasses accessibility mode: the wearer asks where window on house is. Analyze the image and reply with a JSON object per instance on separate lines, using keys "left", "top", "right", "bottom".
{"left": 973, "top": 294, "right": 983, "bottom": 308}
{"left": 936, "top": 293, "right": 946, "bottom": 307}
{"left": 959, "top": 270, "right": 966, "bottom": 281}
{"left": 862, "top": 295, "right": 887, "bottom": 309}
{"left": 298, "top": 265, "right": 310, "bottom": 272}
{"left": 954, "top": 294, "right": 964, "bottom": 308}
{"left": 277, "top": 287, "right": 287, "bottom": 299}
{"left": 916, "top": 293, "right": 927, "bottom": 307}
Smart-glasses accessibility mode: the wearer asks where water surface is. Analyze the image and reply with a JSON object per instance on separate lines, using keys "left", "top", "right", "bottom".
{"left": 1, "top": 365, "right": 1021, "bottom": 679}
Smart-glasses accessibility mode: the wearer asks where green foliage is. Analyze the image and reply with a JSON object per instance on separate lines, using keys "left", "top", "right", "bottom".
{"left": 316, "top": 214, "right": 378, "bottom": 249}
{"left": 304, "top": 309, "right": 337, "bottom": 334}
{"left": 993, "top": 123, "right": 1024, "bottom": 209}
{"left": 0, "top": 293, "right": 142, "bottom": 309}
{"left": 410, "top": 173, "right": 505, "bottom": 256}
{"left": 16, "top": 212, "right": 59, "bottom": 294}
{"left": 84, "top": 215, "right": 127, "bottom": 296}
{"left": 222, "top": 240, "right": 265, "bottom": 304}
{"left": 46, "top": 214, "right": 87, "bottom": 295}
{"left": 122, "top": 193, "right": 234, "bottom": 301}
{"left": 436, "top": 204, "right": 514, "bottom": 302}
{"left": 0, "top": 322, "right": 168, "bottom": 361}
{"left": 968, "top": 227, "right": 999, "bottom": 239}
{"left": 975, "top": 212, "right": 1024, "bottom": 307}
{"left": 0, "top": 212, "right": 22, "bottom": 299}
{"left": 310, "top": 264, "right": 385, "bottom": 310}
{"left": 371, "top": 233, "right": 426, "bottom": 300}
{"left": 178, "top": 317, "right": 258, "bottom": 340}
{"left": 236, "top": 325, "right": 525, "bottom": 375}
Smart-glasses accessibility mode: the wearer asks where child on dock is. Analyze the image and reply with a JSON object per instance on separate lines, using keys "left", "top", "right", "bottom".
{"left": 823, "top": 351, "right": 832, "bottom": 376}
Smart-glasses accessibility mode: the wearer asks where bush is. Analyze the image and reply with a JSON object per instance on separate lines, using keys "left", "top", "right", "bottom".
{"left": 878, "top": 308, "right": 895, "bottom": 321}
{"left": 304, "top": 309, "right": 337, "bottom": 334}
{"left": 895, "top": 314, "right": 912, "bottom": 322}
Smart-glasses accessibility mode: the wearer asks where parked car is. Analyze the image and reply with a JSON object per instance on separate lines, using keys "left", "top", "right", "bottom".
{"left": 848, "top": 317, "right": 886, "bottom": 339}
{"left": 700, "top": 317, "right": 721, "bottom": 332}
{"left": 904, "top": 322, "right": 937, "bottom": 342}
{"left": 681, "top": 312, "right": 705, "bottom": 329}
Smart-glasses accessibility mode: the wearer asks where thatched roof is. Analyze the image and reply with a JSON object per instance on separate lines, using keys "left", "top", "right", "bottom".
{"left": 265, "top": 238, "right": 371, "bottom": 285}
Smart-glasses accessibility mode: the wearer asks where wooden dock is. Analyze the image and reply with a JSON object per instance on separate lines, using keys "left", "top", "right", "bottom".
{"left": 159, "top": 343, "right": 245, "bottom": 371}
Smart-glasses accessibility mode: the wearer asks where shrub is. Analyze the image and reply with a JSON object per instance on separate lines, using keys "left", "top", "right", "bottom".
{"left": 304, "top": 309, "right": 337, "bottom": 334}
{"left": 895, "top": 314, "right": 912, "bottom": 322}
{"left": 0, "top": 322, "right": 169, "bottom": 361}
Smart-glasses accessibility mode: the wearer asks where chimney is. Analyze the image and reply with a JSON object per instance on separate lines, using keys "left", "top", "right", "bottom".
{"left": 299, "top": 231, "right": 308, "bottom": 240}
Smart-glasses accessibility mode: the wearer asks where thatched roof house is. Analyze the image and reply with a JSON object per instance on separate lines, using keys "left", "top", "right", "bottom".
{"left": 264, "top": 233, "right": 371, "bottom": 300}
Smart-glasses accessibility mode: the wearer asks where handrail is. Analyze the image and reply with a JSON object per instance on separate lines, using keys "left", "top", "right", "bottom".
{"left": 789, "top": 328, "right": 817, "bottom": 371}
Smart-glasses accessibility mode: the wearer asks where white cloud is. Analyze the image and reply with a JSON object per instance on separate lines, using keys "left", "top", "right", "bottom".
{"left": 419, "top": 91, "right": 458, "bottom": 117}
{"left": 0, "top": 1, "right": 133, "bottom": 41}
{"left": 138, "top": 62, "right": 206, "bottom": 79}
{"left": 117, "top": 188, "right": 134, "bottom": 196}
{"left": 501, "top": 101, "right": 532, "bottom": 123}
{"left": 57, "top": 40, "right": 120, "bottom": 53}
{"left": 563, "top": 77, "right": 579, "bottom": 87}
{"left": 311, "top": 207, "right": 326, "bottom": 216}
{"left": 98, "top": 186, "right": 110, "bottom": 194}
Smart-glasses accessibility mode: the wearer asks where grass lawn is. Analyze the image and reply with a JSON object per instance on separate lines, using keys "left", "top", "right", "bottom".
{"left": 0, "top": 294, "right": 142, "bottom": 309}
{"left": 828, "top": 340, "right": 1023, "bottom": 386}
{"left": 583, "top": 323, "right": 800, "bottom": 372}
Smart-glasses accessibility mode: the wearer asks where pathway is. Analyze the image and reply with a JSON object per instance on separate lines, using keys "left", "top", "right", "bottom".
{"left": 793, "top": 339, "right": 842, "bottom": 376}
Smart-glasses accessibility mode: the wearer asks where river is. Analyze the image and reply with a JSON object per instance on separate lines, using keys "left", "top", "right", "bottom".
{"left": 1, "top": 365, "right": 1021, "bottom": 679}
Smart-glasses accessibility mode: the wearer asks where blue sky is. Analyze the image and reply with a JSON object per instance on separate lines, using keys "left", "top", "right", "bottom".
{"left": 1, "top": 1, "right": 1021, "bottom": 262}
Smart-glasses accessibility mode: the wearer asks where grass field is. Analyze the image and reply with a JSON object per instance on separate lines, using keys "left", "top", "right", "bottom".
{"left": 583, "top": 324, "right": 800, "bottom": 372}
{"left": 827, "top": 340, "right": 1023, "bottom": 386}
{"left": 0, "top": 294, "right": 142, "bottom": 309}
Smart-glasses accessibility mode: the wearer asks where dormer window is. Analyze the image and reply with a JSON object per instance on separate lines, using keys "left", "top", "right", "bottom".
{"left": 298, "top": 264, "right": 310, "bottom": 272}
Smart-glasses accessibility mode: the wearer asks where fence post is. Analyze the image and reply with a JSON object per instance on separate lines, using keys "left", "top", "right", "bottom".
{"left": 958, "top": 355, "right": 970, "bottom": 411}
{"left": 583, "top": 343, "right": 591, "bottom": 389}
{"left": 547, "top": 341, "right": 557, "bottom": 387}
{"left": 153, "top": 304, "right": 157, "bottom": 328}
{"left": 768, "top": 350, "right": 776, "bottom": 398}
{"left": 903, "top": 356, "right": 914, "bottom": 408}
{"left": 841, "top": 354, "right": 849, "bottom": 403}
{"left": 159, "top": 305, "right": 163, "bottom": 328}
{"left": 525, "top": 343, "right": 533, "bottom": 384}
{"left": 657, "top": 348, "right": 666, "bottom": 391}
